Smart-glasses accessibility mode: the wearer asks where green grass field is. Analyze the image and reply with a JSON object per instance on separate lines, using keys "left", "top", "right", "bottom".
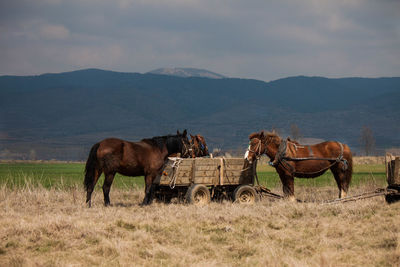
{"left": 0, "top": 161, "right": 387, "bottom": 190}
{"left": 0, "top": 162, "right": 144, "bottom": 189}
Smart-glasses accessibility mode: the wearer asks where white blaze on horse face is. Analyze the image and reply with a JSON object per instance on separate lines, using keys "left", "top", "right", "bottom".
{"left": 244, "top": 144, "right": 251, "bottom": 159}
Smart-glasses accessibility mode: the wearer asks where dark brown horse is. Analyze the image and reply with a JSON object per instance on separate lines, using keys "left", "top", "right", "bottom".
{"left": 246, "top": 131, "right": 353, "bottom": 200}
{"left": 189, "top": 134, "right": 209, "bottom": 157}
{"left": 84, "top": 130, "right": 190, "bottom": 206}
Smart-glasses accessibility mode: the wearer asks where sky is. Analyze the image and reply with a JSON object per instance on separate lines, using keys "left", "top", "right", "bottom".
{"left": 0, "top": 0, "right": 399, "bottom": 81}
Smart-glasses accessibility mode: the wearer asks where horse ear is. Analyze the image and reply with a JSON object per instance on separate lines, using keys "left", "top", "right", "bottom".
{"left": 260, "top": 131, "right": 264, "bottom": 138}
{"left": 177, "top": 130, "right": 180, "bottom": 135}
{"left": 183, "top": 129, "right": 187, "bottom": 137}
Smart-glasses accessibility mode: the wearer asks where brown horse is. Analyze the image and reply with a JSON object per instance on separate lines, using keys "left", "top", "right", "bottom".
{"left": 246, "top": 130, "right": 353, "bottom": 200}
{"left": 169, "top": 134, "right": 209, "bottom": 158}
{"left": 84, "top": 130, "right": 190, "bottom": 206}
{"left": 189, "top": 134, "right": 209, "bottom": 157}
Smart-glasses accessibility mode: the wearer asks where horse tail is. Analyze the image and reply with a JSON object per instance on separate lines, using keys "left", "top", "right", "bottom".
{"left": 347, "top": 152, "right": 353, "bottom": 178}
{"left": 84, "top": 143, "right": 100, "bottom": 191}
{"left": 344, "top": 145, "right": 353, "bottom": 186}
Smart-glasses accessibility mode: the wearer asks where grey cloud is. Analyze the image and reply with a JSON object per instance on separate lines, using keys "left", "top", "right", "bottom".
{"left": 0, "top": 0, "right": 399, "bottom": 80}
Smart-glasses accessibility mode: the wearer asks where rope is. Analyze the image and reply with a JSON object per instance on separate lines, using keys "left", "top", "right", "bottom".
{"left": 253, "top": 160, "right": 260, "bottom": 186}
{"left": 169, "top": 158, "right": 183, "bottom": 189}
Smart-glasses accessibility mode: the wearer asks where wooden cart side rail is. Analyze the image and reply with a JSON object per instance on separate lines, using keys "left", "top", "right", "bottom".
{"left": 386, "top": 153, "right": 400, "bottom": 186}
{"left": 156, "top": 157, "right": 254, "bottom": 186}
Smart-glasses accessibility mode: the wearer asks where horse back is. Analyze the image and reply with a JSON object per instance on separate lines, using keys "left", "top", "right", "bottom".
{"left": 289, "top": 141, "right": 350, "bottom": 159}
{"left": 285, "top": 140, "right": 352, "bottom": 178}
{"left": 96, "top": 138, "right": 165, "bottom": 176}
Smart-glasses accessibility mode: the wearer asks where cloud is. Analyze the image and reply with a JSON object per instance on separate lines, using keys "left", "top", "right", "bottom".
{"left": 39, "top": 24, "right": 70, "bottom": 40}
{"left": 0, "top": 0, "right": 399, "bottom": 79}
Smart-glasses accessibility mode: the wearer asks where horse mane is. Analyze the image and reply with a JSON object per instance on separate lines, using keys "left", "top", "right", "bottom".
{"left": 248, "top": 132, "right": 261, "bottom": 139}
{"left": 287, "top": 137, "right": 300, "bottom": 145}
{"left": 249, "top": 131, "right": 281, "bottom": 144}
{"left": 248, "top": 131, "right": 280, "bottom": 139}
{"left": 142, "top": 135, "right": 177, "bottom": 151}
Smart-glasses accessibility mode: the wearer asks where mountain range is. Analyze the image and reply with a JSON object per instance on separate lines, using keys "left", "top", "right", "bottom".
{"left": 0, "top": 68, "right": 399, "bottom": 160}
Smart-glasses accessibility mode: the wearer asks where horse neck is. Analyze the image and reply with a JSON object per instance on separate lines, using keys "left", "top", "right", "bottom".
{"left": 159, "top": 145, "right": 170, "bottom": 158}
{"left": 165, "top": 137, "right": 183, "bottom": 156}
{"left": 264, "top": 138, "right": 280, "bottom": 159}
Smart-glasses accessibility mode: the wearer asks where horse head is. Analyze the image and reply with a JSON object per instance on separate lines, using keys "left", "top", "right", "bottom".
{"left": 190, "top": 134, "right": 210, "bottom": 157}
{"left": 176, "top": 129, "right": 191, "bottom": 157}
{"left": 197, "top": 135, "right": 209, "bottom": 156}
{"left": 246, "top": 130, "right": 281, "bottom": 163}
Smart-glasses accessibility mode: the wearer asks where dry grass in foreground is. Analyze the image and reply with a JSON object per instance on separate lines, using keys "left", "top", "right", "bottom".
{"left": 0, "top": 185, "right": 399, "bottom": 267}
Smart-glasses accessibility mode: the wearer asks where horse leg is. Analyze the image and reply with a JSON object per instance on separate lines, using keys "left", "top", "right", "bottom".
{"left": 331, "top": 165, "right": 349, "bottom": 199}
{"left": 103, "top": 172, "right": 115, "bottom": 206}
{"left": 142, "top": 174, "right": 155, "bottom": 206}
{"left": 278, "top": 171, "right": 295, "bottom": 201}
{"left": 86, "top": 169, "right": 102, "bottom": 207}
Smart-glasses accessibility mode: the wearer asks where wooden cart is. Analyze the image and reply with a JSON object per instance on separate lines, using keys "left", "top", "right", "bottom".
{"left": 385, "top": 153, "right": 400, "bottom": 203}
{"left": 153, "top": 157, "right": 259, "bottom": 204}
{"left": 154, "top": 154, "right": 400, "bottom": 205}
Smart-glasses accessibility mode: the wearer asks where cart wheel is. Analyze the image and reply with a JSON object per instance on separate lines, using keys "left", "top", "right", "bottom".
{"left": 186, "top": 184, "right": 211, "bottom": 205}
{"left": 233, "top": 185, "right": 259, "bottom": 204}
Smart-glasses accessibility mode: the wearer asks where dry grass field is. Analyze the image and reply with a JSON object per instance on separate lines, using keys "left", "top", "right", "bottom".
{"left": 0, "top": 183, "right": 399, "bottom": 267}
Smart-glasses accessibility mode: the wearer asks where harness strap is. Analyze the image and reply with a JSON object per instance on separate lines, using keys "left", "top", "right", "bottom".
{"left": 273, "top": 140, "right": 348, "bottom": 175}
{"left": 271, "top": 139, "right": 287, "bottom": 166}
{"left": 307, "top": 145, "right": 314, "bottom": 157}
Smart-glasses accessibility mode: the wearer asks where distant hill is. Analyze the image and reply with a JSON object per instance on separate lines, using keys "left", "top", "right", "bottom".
{"left": 147, "top": 67, "right": 226, "bottom": 79}
{"left": 0, "top": 69, "right": 399, "bottom": 160}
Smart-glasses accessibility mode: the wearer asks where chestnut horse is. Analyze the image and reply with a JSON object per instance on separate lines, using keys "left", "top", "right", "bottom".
{"left": 84, "top": 130, "right": 190, "bottom": 206}
{"left": 189, "top": 134, "right": 209, "bottom": 157}
{"left": 246, "top": 131, "right": 352, "bottom": 200}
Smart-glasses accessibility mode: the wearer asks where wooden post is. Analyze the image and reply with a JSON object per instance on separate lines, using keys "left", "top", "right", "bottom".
{"left": 219, "top": 158, "right": 224, "bottom": 186}
{"left": 190, "top": 159, "right": 196, "bottom": 184}
{"left": 395, "top": 157, "right": 400, "bottom": 185}
{"left": 385, "top": 154, "right": 392, "bottom": 184}
{"left": 386, "top": 153, "right": 400, "bottom": 186}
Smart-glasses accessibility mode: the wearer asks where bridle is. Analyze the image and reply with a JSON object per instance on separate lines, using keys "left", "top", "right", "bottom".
{"left": 181, "top": 139, "right": 192, "bottom": 158}
{"left": 247, "top": 138, "right": 266, "bottom": 160}
{"left": 190, "top": 138, "right": 199, "bottom": 157}
{"left": 189, "top": 137, "right": 208, "bottom": 157}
